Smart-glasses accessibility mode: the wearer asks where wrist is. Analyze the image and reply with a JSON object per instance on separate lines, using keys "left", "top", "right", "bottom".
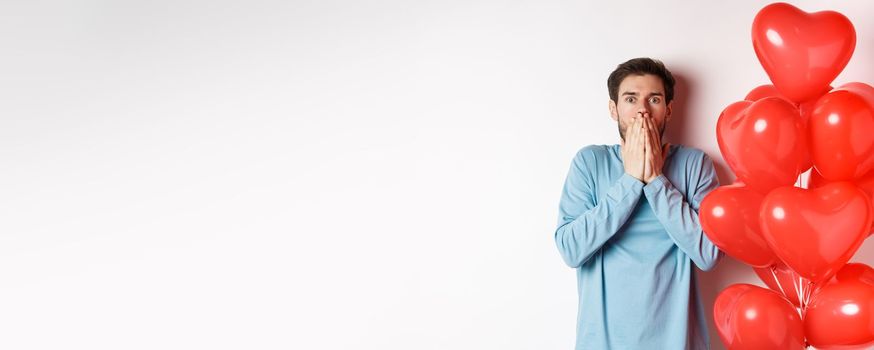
{"left": 645, "top": 173, "right": 665, "bottom": 184}
{"left": 625, "top": 170, "right": 644, "bottom": 182}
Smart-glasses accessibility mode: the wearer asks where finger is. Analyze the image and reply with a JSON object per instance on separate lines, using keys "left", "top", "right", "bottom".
{"left": 644, "top": 117, "right": 654, "bottom": 137}
{"left": 624, "top": 119, "right": 635, "bottom": 149}
{"left": 643, "top": 131, "right": 652, "bottom": 176}
{"left": 643, "top": 118, "right": 654, "bottom": 148}
{"left": 646, "top": 118, "right": 661, "bottom": 155}
{"left": 636, "top": 118, "right": 646, "bottom": 150}
{"left": 643, "top": 127, "right": 652, "bottom": 154}
{"left": 649, "top": 156, "right": 657, "bottom": 177}
{"left": 630, "top": 118, "right": 642, "bottom": 149}
{"left": 644, "top": 151, "right": 651, "bottom": 175}
{"left": 646, "top": 118, "right": 660, "bottom": 152}
{"left": 625, "top": 119, "right": 638, "bottom": 156}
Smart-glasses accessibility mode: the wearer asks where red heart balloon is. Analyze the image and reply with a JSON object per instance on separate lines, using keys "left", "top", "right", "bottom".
{"left": 810, "top": 168, "right": 874, "bottom": 236}
{"left": 805, "top": 264, "right": 874, "bottom": 349}
{"left": 753, "top": 261, "right": 816, "bottom": 307}
{"left": 834, "top": 263, "right": 874, "bottom": 284}
{"left": 700, "top": 183, "right": 776, "bottom": 267}
{"left": 810, "top": 82, "right": 874, "bottom": 181}
{"left": 717, "top": 97, "right": 809, "bottom": 194}
{"left": 745, "top": 83, "right": 831, "bottom": 126}
{"left": 744, "top": 84, "right": 831, "bottom": 172}
{"left": 745, "top": 84, "right": 785, "bottom": 102}
{"left": 713, "top": 284, "right": 755, "bottom": 349}
{"left": 752, "top": 3, "right": 855, "bottom": 103}
{"left": 714, "top": 284, "right": 806, "bottom": 350}
{"left": 760, "top": 182, "right": 872, "bottom": 283}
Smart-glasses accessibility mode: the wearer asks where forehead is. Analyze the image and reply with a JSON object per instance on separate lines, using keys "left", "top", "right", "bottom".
{"left": 618, "top": 74, "right": 665, "bottom": 94}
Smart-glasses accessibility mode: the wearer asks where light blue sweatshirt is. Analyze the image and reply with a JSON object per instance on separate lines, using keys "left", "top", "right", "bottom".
{"left": 555, "top": 144, "right": 723, "bottom": 350}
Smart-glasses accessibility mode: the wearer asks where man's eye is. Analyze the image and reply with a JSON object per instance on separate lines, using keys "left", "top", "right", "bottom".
{"left": 650, "top": 97, "right": 661, "bottom": 104}
{"left": 625, "top": 97, "right": 636, "bottom": 103}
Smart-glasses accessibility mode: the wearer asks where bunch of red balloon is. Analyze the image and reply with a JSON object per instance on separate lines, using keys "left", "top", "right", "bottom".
{"left": 699, "top": 3, "right": 874, "bottom": 350}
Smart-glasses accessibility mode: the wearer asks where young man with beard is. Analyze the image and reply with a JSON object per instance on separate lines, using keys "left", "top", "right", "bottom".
{"left": 554, "top": 57, "right": 723, "bottom": 349}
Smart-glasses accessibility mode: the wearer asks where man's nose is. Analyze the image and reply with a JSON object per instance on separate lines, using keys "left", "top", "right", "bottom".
{"left": 638, "top": 105, "right": 651, "bottom": 116}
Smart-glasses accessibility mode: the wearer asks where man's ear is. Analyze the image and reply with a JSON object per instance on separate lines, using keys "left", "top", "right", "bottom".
{"left": 609, "top": 100, "right": 618, "bottom": 121}
{"left": 665, "top": 100, "right": 673, "bottom": 122}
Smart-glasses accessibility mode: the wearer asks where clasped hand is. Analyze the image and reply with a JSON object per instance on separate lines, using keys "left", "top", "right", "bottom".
{"left": 621, "top": 111, "right": 670, "bottom": 184}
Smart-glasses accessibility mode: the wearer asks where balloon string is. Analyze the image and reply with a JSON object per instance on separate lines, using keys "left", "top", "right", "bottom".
{"left": 769, "top": 266, "right": 788, "bottom": 302}
{"left": 797, "top": 169, "right": 810, "bottom": 189}
{"left": 793, "top": 272, "right": 804, "bottom": 319}
{"left": 804, "top": 279, "right": 813, "bottom": 311}
{"left": 798, "top": 275, "right": 808, "bottom": 317}
{"left": 804, "top": 279, "right": 812, "bottom": 350}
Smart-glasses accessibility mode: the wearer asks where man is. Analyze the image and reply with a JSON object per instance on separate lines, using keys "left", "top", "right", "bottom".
{"left": 554, "top": 57, "right": 723, "bottom": 349}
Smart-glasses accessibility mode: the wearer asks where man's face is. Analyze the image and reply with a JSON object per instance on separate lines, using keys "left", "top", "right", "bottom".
{"left": 609, "top": 74, "right": 673, "bottom": 142}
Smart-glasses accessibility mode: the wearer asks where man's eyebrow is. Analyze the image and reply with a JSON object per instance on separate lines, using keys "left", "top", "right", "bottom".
{"left": 621, "top": 91, "right": 664, "bottom": 97}
{"left": 622, "top": 91, "right": 665, "bottom": 97}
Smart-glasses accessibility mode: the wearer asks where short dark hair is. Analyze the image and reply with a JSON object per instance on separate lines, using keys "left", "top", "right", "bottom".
{"left": 607, "top": 57, "right": 675, "bottom": 103}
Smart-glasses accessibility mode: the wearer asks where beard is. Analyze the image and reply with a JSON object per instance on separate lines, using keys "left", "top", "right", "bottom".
{"left": 619, "top": 119, "right": 666, "bottom": 142}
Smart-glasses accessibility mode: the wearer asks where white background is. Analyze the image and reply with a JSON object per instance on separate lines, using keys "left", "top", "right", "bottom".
{"left": 2, "top": 1, "right": 874, "bottom": 349}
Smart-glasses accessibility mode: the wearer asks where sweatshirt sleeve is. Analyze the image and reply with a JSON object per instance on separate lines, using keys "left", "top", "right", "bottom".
{"left": 641, "top": 152, "right": 724, "bottom": 271}
{"left": 554, "top": 147, "right": 645, "bottom": 268}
